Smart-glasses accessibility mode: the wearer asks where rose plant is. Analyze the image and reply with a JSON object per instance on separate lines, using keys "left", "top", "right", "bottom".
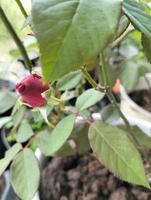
{"left": 1, "top": 0, "right": 151, "bottom": 199}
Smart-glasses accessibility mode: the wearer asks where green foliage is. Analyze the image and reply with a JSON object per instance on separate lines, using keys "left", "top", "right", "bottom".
{"left": 11, "top": 148, "right": 40, "bottom": 200}
{"left": 120, "top": 59, "right": 140, "bottom": 90}
{"left": 119, "top": 59, "right": 151, "bottom": 90}
{"left": 142, "top": 34, "right": 151, "bottom": 63}
{"left": 1, "top": 0, "right": 151, "bottom": 193}
{"left": 33, "top": 129, "right": 52, "bottom": 155}
{"left": 74, "top": 124, "right": 90, "bottom": 154}
{"left": 116, "top": 15, "right": 130, "bottom": 38}
{"left": 17, "top": 120, "right": 34, "bottom": 143}
{"left": 88, "top": 122, "right": 150, "bottom": 188}
{"left": 56, "top": 70, "right": 82, "bottom": 91}
{"left": 0, "top": 116, "right": 11, "bottom": 128}
{"left": 120, "top": 126, "right": 151, "bottom": 149}
{"left": 0, "top": 91, "right": 16, "bottom": 114}
{"left": 123, "top": 0, "right": 151, "bottom": 41}
{"left": 34, "top": 115, "right": 75, "bottom": 156}
{"left": 32, "top": 0, "right": 122, "bottom": 81}
{"left": 0, "top": 143, "right": 22, "bottom": 176}
{"left": 53, "top": 142, "right": 74, "bottom": 157}
{"left": 38, "top": 104, "right": 54, "bottom": 126}
{"left": 12, "top": 106, "right": 26, "bottom": 128}
{"left": 76, "top": 89, "right": 104, "bottom": 111}
{"left": 101, "top": 104, "right": 120, "bottom": 123}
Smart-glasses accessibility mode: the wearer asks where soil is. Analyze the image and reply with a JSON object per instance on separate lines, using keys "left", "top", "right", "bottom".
{"left": 129, "top": 90, "right": 151, "bottom": 112}
{"left": 40, "top": 155, "right": 151, "bottom": 200}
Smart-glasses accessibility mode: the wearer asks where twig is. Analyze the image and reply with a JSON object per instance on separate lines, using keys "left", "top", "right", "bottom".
{"left": 81, "top": 66, "right": 107, "bottom": 93}
{"left": 0, "top": 6, "right": 33, "bottom": 72}
{"left": 100, "top": 53, "right": 140, "bottom": 144}
{"left": 15, "top": 0, "right": 28, "bottom": 18}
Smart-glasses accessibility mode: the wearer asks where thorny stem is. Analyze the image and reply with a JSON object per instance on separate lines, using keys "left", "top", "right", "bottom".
{"left": 81, "top": 66, "right": 107, "bottom": 93}
{"left": 0, "top": 6, "right": 33, "bottom": 72}
{"left": 81, "top": 55, "right": 139, "bottom": 145}
{"left": 15, "top": 0, "right": 28, "bottom": 18}
{"left": 106, "top": 90, "right": 138, "bottom": 143}
{"left": 110, "top": 24, "right": 133, "bottom": 49}
{"left": 100, "top": 53, "right": 110, "bottom": 87}
{"left": 81, "top": 66, "right": 98, "bottom": 89}
{"left": 25, "top": 135, "right": 36, "bottom": 149}
{"left": 100, "top": 53, "right": 140, "bottom": 145}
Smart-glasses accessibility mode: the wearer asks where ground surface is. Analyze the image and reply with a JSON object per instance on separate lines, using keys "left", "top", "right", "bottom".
{"left": 40, "top": 155, "right": 151, "bottom": 200}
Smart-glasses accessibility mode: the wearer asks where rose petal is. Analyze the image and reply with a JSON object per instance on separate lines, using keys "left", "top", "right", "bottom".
{"left": 16, "top": 73, "right": 49, "bottom": 107}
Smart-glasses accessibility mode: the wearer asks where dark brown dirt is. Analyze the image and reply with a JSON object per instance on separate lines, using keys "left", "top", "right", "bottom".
{"left": 129, "top": 90, "right": 151, "bottom": 112}
{"left": 40, "top": 155, "right": 151, "bottom": 200}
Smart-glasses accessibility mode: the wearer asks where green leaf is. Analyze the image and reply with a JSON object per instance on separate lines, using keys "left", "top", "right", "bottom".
{"left": 0, "top": 116, "right": 11, "bottom": 128}
{"left": 54, "top": 142, "right": 74, "bottom": 157}
{"left": 32, "top": 0, "right": 122, "bottom": 81}
{"left": 76, "top": 89, "right": 104, "bottom": 111}
{"left": 38, "top": 105, "right": 53, "bottom": 126}
{"left": 123, "top": 0, "right": 151, "bottom": 41}
{"left": 120, "top": 125, "right": 151, "bottom": 149}
{"left": 116, "top": 15, "right": 130, "bottom": 38}
{"left": 132, "top": 127, "right": 151, "bottom": 149}
{"left": 61, "top": 90, "right": 76, "bottom": 102}
{"left": 74, "top": 124, "right": 90, "bottom": 154}
{"left": 34, "top": 115, "right": 75, "bottom": 156}
{"left": 33, "top": 129, "right": 52, "bottom": 155}
{"left": 17, "top": 120, "right": 34, "bottom": 143}
{"left": 0, "top": 143, "right": 22, "bottom": 176}
{"left": 142, "top": 34, "right": 151, "bottom": 63}
{"left": 12, "top": 106, "right": 26, "bottom": 128}
{"left": 56, "top": 70, "right": 82, "bottom": 91}
{"left": 120, "top": 58, "right": 151, "bottom": 90}
{"left": 88, "top": 122, "right": 150, "bottom": 188}
{"left": 11, "top": 148, "right": 40, "bottom": 200}
{"left": 0, "top": 91, "right": 16, "bottom": 114}
{"left": 101, "top": 104, "right": 120, "bottom": 123}
{"left": 119, "top": 60, "right": 140, "bottom": 91}
{"left": 119, "top": 44, "right": 138, "bottom": 59}
{"left": 11, "top": 99, "right": 22, "bottom": 116}
{"left": 22, "top": 15, "right": 32, "bottom": 29}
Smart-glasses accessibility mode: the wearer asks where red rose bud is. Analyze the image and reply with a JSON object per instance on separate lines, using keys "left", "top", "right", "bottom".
{"left": 16, "top": 73, "right": 49, "bottom": 108}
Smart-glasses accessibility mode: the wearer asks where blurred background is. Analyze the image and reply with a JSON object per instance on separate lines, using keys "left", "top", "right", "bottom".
{"left": 0, "top": 0, "right": 38, "bottom": 82}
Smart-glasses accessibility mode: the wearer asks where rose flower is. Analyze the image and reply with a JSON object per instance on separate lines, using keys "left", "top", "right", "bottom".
{"left": 16, "top": 73, "right": 49, "bottom": 108}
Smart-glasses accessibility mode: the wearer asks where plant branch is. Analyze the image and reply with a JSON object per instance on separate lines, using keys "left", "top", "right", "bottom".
{"left": 100, "top": 54, "right": 110, "bottom": 86}
{"left": 110, "top": 25, "right": 134, "bottom": 48}
{"left": 100, "top": 53, "right": 140, "bottom": 145}
{"left": 81, "top": 54, "right": 138, "bottom": 144}
{"left": 0, "top": 6, "right": 33, "bottom": 72}
{"left": 15, "top": 0, "right": 28, "bottom": 18}
{"left": 81, "top": 66, "right": 98, "bottom": 88}
{"left": 106, "top": 90, "right": 137, "bottom": 143}
{"left": 81, "top": 66, "right": 107, "bottom": 93}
